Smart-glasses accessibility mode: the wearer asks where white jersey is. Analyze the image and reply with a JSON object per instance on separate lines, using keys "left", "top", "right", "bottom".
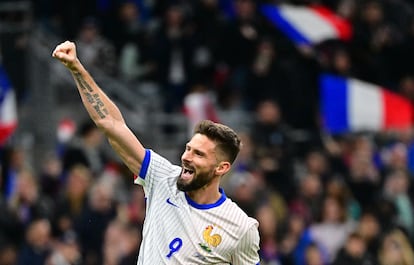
{"left": 134, "top": 149, "right": 260, "bottom": 265}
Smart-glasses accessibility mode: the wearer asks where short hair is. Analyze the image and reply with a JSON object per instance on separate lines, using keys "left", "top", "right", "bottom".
{"left": 193, "top": 120, "right": 241, "bottom": 164}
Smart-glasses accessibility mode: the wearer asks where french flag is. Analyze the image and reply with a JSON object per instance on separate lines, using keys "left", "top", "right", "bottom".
{"left": 260, "top": 4, "right": 352, "bottom": 45}
{"left": 0, "top": 65, "right": 18, "bottom": 145}
{"left": 320, "top": 74, "right": 414, "bottom": 134}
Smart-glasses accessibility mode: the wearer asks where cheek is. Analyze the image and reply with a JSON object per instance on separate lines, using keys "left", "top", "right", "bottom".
{"left": 195, "top": 163, "right": 212, "bottom": 174}
{"left": 194, "top": 157, "right": 214, "bottom": 169}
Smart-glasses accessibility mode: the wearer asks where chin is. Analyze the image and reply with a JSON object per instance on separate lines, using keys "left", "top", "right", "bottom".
{"left": 177, "top": 176, "right": 200, "bottom": 192}
{"left": 176, "top": 182, "right": 191, "bottom": 192}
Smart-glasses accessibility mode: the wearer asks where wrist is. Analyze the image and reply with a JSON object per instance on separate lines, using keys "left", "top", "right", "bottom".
{"left": 69, "top": 58, "right": 82, "bottom": 73}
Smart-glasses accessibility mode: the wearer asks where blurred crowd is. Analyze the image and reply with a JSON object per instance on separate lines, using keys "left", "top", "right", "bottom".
{"left": 2, "top": 0, "right": 414, "bottom": 264}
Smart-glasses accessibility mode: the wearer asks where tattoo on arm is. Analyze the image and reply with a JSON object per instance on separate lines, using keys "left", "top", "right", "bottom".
{"left": 74, "top": 72, "right": 94, "bottom": 93}
{"left": 73, "top": 73, "right": 109, "bottom": 118}
{"left": 85, "top": 92, "right": 95, "bottom": 104}
{"left": 93, "top": 94, "right": 109, "bottom": 115}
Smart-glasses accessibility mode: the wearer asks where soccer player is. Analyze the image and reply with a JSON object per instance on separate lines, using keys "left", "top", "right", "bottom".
{"left": 52, "top": 41, "right": 260, "bottom": 264}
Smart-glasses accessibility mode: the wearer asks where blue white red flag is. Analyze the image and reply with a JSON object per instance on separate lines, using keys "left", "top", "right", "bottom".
{"left": 0, "top": 65, "right": 17, "bottom": 145}
{"left": 260, "top": 4, "right": 352, "bottom": 45}
{"left": 320, "top": 74, "right": 413, "bottom": 134}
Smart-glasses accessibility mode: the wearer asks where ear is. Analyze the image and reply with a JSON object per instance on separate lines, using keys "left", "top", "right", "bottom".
{"left": 216, "top": 161, "right": 231, "bottom": 176}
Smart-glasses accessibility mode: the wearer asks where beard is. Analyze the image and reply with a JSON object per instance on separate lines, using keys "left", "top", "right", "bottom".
{"left": 176, "top": 168, "right": 216, "bottom": 192}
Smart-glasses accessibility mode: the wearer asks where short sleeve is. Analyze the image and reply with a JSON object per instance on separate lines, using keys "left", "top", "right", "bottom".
{"left": 231, "top": 223, "right": 261, "bottom": 265}
{"left": 133, "top": 149, "right": 181, "bottom": 198}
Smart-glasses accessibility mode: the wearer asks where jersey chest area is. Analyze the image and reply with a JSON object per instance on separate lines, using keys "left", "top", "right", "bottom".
{"left": 143, "top": 192, "right": 238, "bottom": 264}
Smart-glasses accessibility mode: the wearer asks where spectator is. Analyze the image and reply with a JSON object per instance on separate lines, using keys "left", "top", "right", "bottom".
{"left": 289, "top": 174, "right": 324, "bottom": 224}
{"left": 308, "top": 195, "right": 356, "bottom": 262}
{"left": 218, "top": 0, "right": 267, "bottom": 109}
{"left": 62, "top": 120, "right": 108, "bottom": 176}
{"left": 356, "top": 210, "right": 381, "bottom": 259}
{"left": 53, "top": 165, "right": 92, "bottom": 238}
{"left": 0, "top": 240, "right": 17, "bottom": 265}
{"left": 117, "top": 1, "right": 156, "bottom": 84}
{"left": 17, "top": 218, "right": 52, "bottom": 265}
{"left": 117, "top": 186, "right": 146, "bottom": 226}
{"left": 151, "top": 3, "right": 197, "bottom": 112}
{"left": 280, "top": 214, "right": 308, "bottom": 265}
{"left": 283, "top": 214, "right": 316, "bottom": 265}
{"left": 351, "top": 0, "right": 405, "bottom": 85}
{"left": 302, "top": 149, "right": 331, "bottom": 183}
{"left": 250, "top": 100, "right": 295, "bottom": 201}
{"left": 102, "top": 220, "right": 141, "bottom": 265}
{"left": 378, "top": 229, "right": 414, "bottom": 265}
{"left": 325, "top": 177, "right": 361, "bottom": 221}
{"left": 111, "top": 1, "right": 146, "bottom": 55}
{"left": 1, "top": 146, "right": 27, "bottom": 200}
{"left": 45, "top": 230, "right": 82, "bottom": 265}
{"left": 102, "top": 220, "right": 125, "bottom": 265}
{"left": 231, "top": 131, "right": 256, "bottom": 172}
{"left": 328, "top": 45, "right": 356, "bottom": 77}
{"left": 383, "top": 169, "right": 414, "bottom": 239}
{"left": 74, "top": 177, "right": 117, "bottom": 265}
{"left": 8, "top": 168, "right": 54, "bottom": 242}
{"left": 304, "top": 243, "right": 325, "bottom": 265}
{"left": 192, "top": 0, "right": 227, "bottom": 81}
{"left": 380, "top": 142, "right": 409, "bottom": 173}
{"left": 118, "top": 39, "right": 156, "bottom": 84}
{"left": 118, "top": 224, "right": 141, "bottom": 265}
{"left": 220, "top": 0, "right": 263, "bottom": 70}
{"left": 0, "top": 187, "right": 21, "bottom": 247}
{"left": 245, "top": 37, "right": 290, "bottom": 110}
{"left": 256, "top": 204, "right": 280, "bottom": 264}
{"left": 346, "top": 135, "right": 382, "bottom": 209}
{"left": 75, "top": 17, "right": 117, "bottom": 77}
{"left": 225, "top": 170, "right": 260, "bottom": 217}
{"left": 332, "top": 232, "right": 375, "bottom": 265}
{"left": 183, "top": 82, "right": 220, "bottom": 137}
{"left": 39, "top": 153, "right": 63, "bottom": 200}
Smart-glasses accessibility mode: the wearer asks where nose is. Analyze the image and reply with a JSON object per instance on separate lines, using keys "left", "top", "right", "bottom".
{"left": 181, "top": 149, "right": 191, "bottom": 162}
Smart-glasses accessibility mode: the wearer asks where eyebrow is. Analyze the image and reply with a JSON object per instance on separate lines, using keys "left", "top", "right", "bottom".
{"left": 186, "top": 143, "right": 213, "bottom": 156}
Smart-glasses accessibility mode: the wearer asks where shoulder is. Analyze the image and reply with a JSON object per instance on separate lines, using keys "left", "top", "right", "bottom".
{"left": 135, "top": 149, "right": 181, "bottom": 186}
{"left": 220, "top": 198, "right": 259, "bottom": 232}
{"left": 143, "top": 150, "right": 181, "bottom": 172}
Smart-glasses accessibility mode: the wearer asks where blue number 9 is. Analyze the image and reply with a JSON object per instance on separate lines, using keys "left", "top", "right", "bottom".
{"left": 166, "top": 238, "right": 183, "bottom": 259}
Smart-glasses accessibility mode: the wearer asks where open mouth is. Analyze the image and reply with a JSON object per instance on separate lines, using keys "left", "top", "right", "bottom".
{"left": 181, "top": 166, "right": 195, "bottom": 180}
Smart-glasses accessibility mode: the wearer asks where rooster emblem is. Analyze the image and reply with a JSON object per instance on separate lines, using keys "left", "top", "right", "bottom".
{"left": 202, "top": 225, "right": 222, "bottom": 247}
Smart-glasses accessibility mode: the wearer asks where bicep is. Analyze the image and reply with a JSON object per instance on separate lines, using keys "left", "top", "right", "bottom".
{"left": 105, "top": 121, "right": 145, "bottom": 175}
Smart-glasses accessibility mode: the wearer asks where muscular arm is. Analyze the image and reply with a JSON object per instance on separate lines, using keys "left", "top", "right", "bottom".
{"left": 53, "top": 41, "right": 145, "bottom": 174}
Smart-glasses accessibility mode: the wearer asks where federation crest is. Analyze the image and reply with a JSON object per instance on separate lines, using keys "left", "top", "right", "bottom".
{"left": 199, "top": 225, "right": 222, "bottom": 252}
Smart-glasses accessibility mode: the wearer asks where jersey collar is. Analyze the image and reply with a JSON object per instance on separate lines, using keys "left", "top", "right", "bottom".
{"left": 185, "top": 188, "right": 227, "bottom": 210}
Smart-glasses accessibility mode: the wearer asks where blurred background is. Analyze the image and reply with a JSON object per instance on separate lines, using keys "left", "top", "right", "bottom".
{"left": 1, "top": 0, "right": 414, "bottom": 264}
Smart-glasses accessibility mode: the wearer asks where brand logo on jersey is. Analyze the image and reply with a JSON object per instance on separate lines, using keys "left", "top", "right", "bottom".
{"left": 166, "top": 198, "right": 179, "bottom": 207}
{"left": 199, "top": 225, "right": 222, "bottom": 252}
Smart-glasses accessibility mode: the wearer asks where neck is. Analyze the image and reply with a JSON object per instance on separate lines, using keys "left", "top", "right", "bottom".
{"left": 186, "top": 183, "right": 222, "bottom": 205}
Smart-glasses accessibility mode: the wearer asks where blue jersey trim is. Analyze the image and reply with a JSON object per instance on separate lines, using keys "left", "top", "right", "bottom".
{"left": 139, "top": 149, "right": 151, "bottom": 179}
{"left": 185, "top": 188, "right": 227, "bottom": 209}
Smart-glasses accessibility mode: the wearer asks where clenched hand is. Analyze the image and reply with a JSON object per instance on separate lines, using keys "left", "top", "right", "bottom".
{"left": 52, "top": 41, "right": 80, "bottom": 72}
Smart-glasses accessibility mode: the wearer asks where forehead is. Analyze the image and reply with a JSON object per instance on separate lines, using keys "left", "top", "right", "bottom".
{"left": 188, "top": 133, "right": 216, "bottom": 152}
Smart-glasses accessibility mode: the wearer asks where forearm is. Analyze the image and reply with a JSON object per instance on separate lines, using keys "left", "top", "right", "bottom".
{"left": 53, "top": 41, "right": 147, "bottom": 172}
{"left": 70, "top": 60, "right": 125, "bottom": 130}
